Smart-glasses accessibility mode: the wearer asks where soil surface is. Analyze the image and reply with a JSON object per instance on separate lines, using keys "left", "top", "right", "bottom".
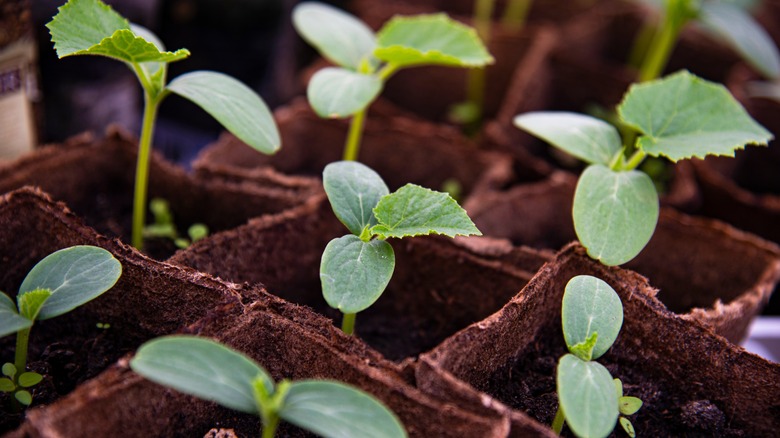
{"left": 485, "top": 322, "right": 746, "bottom": 437}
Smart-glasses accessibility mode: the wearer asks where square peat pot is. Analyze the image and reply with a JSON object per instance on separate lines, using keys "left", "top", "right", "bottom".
{"left": 464, "top": 172, "right": 780, "bottom": 343}
{"left": 9, "top": 287, "right": 531, "bottom": 437}
{"left": 169, "top": 192, "right": 551, "bottom": 363}
{"left": 0, "top": 126, "right": 319, "bottom": 259}
{"left": 0, "top": 188, "right": 256, "bottom": 433}
{"left": 416, "top": 243, "right": 780, "bottom": 437}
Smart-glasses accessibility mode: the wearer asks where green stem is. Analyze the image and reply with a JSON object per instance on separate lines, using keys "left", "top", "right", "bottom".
{"left": 637, "top": 0, "right": 688, "bottom": 82}
{"left": 131, "top": 92, "right": 162, "bottom": 250}
{"left": 14, "top": 327, "right": 31, "bottom": 379}
{"left": 551, "top": 405, "right": 565, "bottom": 435}
{"left": 502, "top": 0, "right": 531, "bottom": 33}
{"left": 627, "top": 21, "right": 657, "bottom": 70}
{"left": 343, "top": 109, "right": 367, "bottom": 162}
{"left": 623, "top": 149, "right": 647, "bottom": 171}
{"left": 261, "top": 414, "right": 280, "bottom": 438}
{"left": 464, "top": 0, "right": 495, "bottom": 129}
{"left": 341, "top": 312, "right": 356, "bottom": 335}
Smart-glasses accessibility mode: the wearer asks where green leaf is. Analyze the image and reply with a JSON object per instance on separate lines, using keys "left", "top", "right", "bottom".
{"left": 0, "top": 294, "right": 32, "bottom": 338}
{"left": 307, "top": 67, "right": 382, "bottom": 118}
{"left": 292, "top": 2, "right": 376, "bottom": 70}
{"left": 61, "top": 29, "right": 190, "bottom": 64}
{"left": 18, "top": 372, "right": 43, "bottom": 388}
{"left": 17, "top": 288, "right": 52, "bottom": 321}
{"left": 375, "top": 14, "right": 493, "bottom": 68}
{"left": 699, "top": 2, "right": 780, "bottom": 79}
{"left": 167, "top": 71, "right": 280, "bottom": 155}
{"left": 281, "top": 380, "right": 407, "bottom": 438}
{"left": 557, "top": 354, "right": 619, "bottom": 438}
{"left": 618, "top": 71, "right": 772, "bottom": 161}
{"left": 130, "top": 336, "right": 273, "bottom": 414}
{"left": 569, "top": 332, "right": 599, "bottom": 363}
{"left": 323, "top": 161, "right": 389, "bottom": 236}
{"left": 47, "top": 0, "right": 129, "bottom": 58}
{"left": 371, "top": 184, "right": 481, "bottom": 239}
{"left": 19, "top": 246, "right": 122, "bottom": 320}
{"left": 0, "top": 378, "right": 13, "bottom": 392}
{"left": 15, "top": 390, "right": 32, "bottom": 406}
{"left": 320, "top": 235, "right": 395, "bottom": 314}
{"left": 573, "top": 165, "right": 659, "bottom": 266}
{"left": 619, "top": 396, "right": 643, "bottom": 416}
{"left": 614, "top": 378, "right": 623, "bottom": 398}
{"left": 513, "top": 112, "right": 622, "bottom": 166}
{"left": 2, "top": 363, "right": 16, "bottom": 379}
{"left": 562, "top": 275, "right": 624, "bottom": 360}
{"left": 619, "top": 417, "right": 637, "bottom": 438}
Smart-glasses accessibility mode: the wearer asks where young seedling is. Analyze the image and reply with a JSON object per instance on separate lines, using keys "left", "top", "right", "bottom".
{"left": 553, "top": 275, "right": 643, "bottom": 438}
{"left": 293, "top": 2, "right": 493, "bottom": 161}
{"left": 47, "top": 0, "right": 280, "bottom": 250}
{"left": 144, "top": 197, "right": 209, "bottom": 249}
{"left": 0, "top": 246, "right": 122, "bottom": 408}
{"left": 515, "top": 70, "right": 771, "bottom": 265}
{"left": 130, "top": 335, "right": 407, "bottom": 438}
{"left": 320, "top": 161, "right": 481, "bottom": 334}
{"left": 631, "top": 0, "right": 780, "bottom": 82}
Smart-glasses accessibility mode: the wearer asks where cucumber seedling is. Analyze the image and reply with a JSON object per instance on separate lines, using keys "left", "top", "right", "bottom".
{"left": 130, "top": 335, "right": 407, "bottom": 438}
{"left": 553, "top": 275, "right": 643, "bottom": 438}
{"left": 144, "top": 198, "right": 209, "bottom": 249}
{"left": 293, "top": 2, "right": 493, "bottom": 161}
{"left": 1, "top": 246, "right": 122, "bottom": 408}
{"left": 47, "top": 0, "right": 280, "bottom": 250}
{"left": 515, "top": 71, "right": 771, "bottom": 265}
{"left": 320, "top": 161, "right": 481, "bottom": 334}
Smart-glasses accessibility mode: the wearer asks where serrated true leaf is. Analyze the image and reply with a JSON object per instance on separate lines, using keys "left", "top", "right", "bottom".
{"left": 375, "top": 14, "right": 493, "bottom": 68}
{"left": 130, "top": 336, "right": 273, "bottom": 414}
{"left": 619, "top": 396, "right": 643, "bottom": 416}
{"left": 618, "top": 71, "right": 772, "bottom": 161}
{"left": 17, "top": 288, "right": 52, "bottom": 321}
{"left": 0, "top": 293, "right": 32, "bottom": 338}
{"left": 18, "top": 372, "right": 43, "bottom": 388}
{"left": 281, "top": 380, "right": 407, "bottom": 438}
{"left": 557, "top": 354, "right": 619, "bottom": 438}
{"left": 19, "top": 246, "right": 122, "bottom": 320}
{"left": 63, "top": 29, "right": 190, "bottom": 64}
{"left": 307, "top": 67, "right": 382, "bottom": 118}
{"left": 323, "top": 161, "right": 389, "bottom": 236}
{"left": 699, "top": 2, "right": 780, "bottom": 79}
{"left": 569, "top": 332, "right": 599, "bottom": 363}
{"left": 514, "top": 112, "right": 622, "bottom": 165}
{"left": 573, "top": 165, "right": 658, "bottom": 266}
{"left": 320, "top": 235, "right": 395, "bottom": 314}
{"left": 293, "top": 2, "right": 376, "bottom": 70}
{"left": 47, "top": 0, "right": 129, "bottom": 58}
{"left": 167, "top": 71, "right": 280, "bottom": 154}
{"left": 371, "top": 184, "right": 481, "bottom": 239}
{"left": 563, "top": 275, "right": 624, "bottom": 360}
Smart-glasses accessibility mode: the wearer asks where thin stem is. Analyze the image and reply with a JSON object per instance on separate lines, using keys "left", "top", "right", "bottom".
{"left": 627, "top": 21, "right": 657, "bottom": 70}
{"left": 464, "top": 0, "right": 495, "bottom": 130}
{"left": 637, "top": 0, "right": 688, "bottom": 82}
{"left": 341, "top": 312, "right": 356, "bottom": 335}
{"left": 343, "top": 109, "right": 367, "bottom": 162}
{"left": 502, "top": 0, "right": 531, "bottom": 33}
{"left": 623, "top": 149, "right": 647, "bottom": 171}
{"left": 131, "top": 92, "right": 162, "bottom": 249}
{"left": 551, "top": 405, "right": 565, "bottom": 435}
{"left": 14, "top": 327, "right": 31, "bottom": 378}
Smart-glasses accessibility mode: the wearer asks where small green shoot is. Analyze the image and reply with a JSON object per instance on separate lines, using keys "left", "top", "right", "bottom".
{"left": 552, "top": 275, "right": 642, "bottom": 438}
{"left": 515, "top": 71, "right": 771, "bottom": 265}
{"left": 47, "top": 0, "right": 280, "bottom": 250}
{"left": 293, "top": 2, "right": 493, "bottom": 161}
{"left": 1, "top": 246, "right": 122, "bottom": 408}
{"left": 130, "top": 335, "right": 407, "bottom": 438}
{"left": 320, "top": 161, "right": 480, "bottom": 334}
{"left": 144, "top": 198, "right": 209, "bottom": 249}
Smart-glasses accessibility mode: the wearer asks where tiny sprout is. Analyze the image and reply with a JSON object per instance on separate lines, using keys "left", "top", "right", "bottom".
{"left": 1, "top": 246, "right": 122, "bottom": 408}
{"left": 47, "top": 0, "right": 280, "bottom": 250}
{"left": 293, "top": 2, "right": 493, "bottom": 161}
{"left": 144, "top": 197, "right": 209, "bottom": 249}
{"left": 552, "top": 275, "right": 642, "bottom": 438}
{"left": 130, "top": 335, "right": 407, "bottom": 438}
{"left": 320, "top": 161, "right": 480, "bottom": 334}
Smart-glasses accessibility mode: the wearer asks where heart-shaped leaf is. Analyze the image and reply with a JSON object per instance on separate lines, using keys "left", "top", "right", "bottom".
{"left": 19, "top": 246, "right": 122, "bottom": 320}
{"left": 320, "top": 235, "right": 395, "bottom": 314}
{"left": 130, "top": 336, "right": 273, "bottom": 414}
{"left": 307, "top": 67, "right": 382, "bottom": 118}
{"left": 47, "top": 0, "right": 129, "bottom": 58}
{"left": 375, "top": 14, "right": 493, "bottom": 68}
{"left": 573, "top": 165, "right": 658, "bottom": 266}
{"left": 371, "top": 184, "right": 481, "bottom": 239}
{"left": 618, "top": 71, "right": 772, "bottom": 161}
{"left": 293, "top": 2, "right": 376, "bottom": 70}
{"left": 514, "top": 112, "right": 622, "bottom": 166}
{"left": 323, "top": 161, "right": 389, "bottom": 236}
{"left": 168, "top": 71, "right": 280, "bottom": 154}
{"left": 557, "top": 354, "right": 619, "bottom": 438}
{"left": 562, "top": 275, "right": 624, "bottom": 360}
{"left": 281, "top": 380, "right": 407, "bottom": 438}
